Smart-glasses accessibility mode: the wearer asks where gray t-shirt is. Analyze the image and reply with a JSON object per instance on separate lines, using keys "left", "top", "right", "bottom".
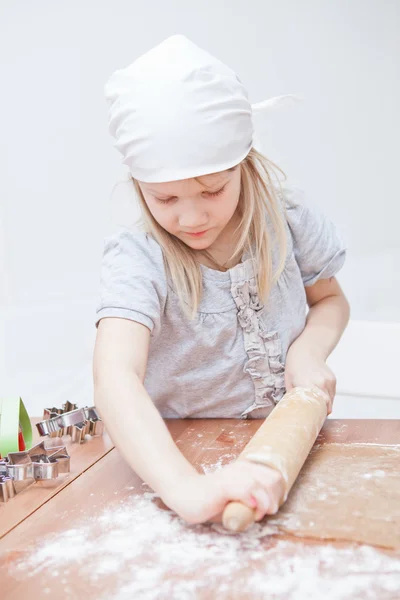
{"left": 95, "top": 183, "right": 346, "bottom": 419}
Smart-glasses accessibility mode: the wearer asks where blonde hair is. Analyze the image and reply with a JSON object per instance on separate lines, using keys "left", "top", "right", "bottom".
{"left": 130, "top": 148, "right": 288, "bottom": 319}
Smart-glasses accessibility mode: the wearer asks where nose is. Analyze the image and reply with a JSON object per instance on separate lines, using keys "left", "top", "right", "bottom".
{"left": 179, "top": 202, "right": 208, "bottom": 230}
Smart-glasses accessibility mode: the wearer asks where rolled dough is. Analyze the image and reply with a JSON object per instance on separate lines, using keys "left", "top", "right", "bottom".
{"left": 266, "top": 443, "right": 400, "bottom": 549}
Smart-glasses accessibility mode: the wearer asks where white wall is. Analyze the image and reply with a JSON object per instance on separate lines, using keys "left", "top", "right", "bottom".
{"left": 1, "top": 1, "right": 399, "bottom": 417}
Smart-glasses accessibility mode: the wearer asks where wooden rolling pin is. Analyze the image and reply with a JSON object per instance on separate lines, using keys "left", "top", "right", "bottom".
{"left": 222, "top": 387, "right": 327, "bottom": 532}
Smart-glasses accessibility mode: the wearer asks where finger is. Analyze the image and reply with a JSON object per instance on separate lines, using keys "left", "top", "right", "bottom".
{"left": 328, "top": 379, "right": 337, "bottom": 408}
{"left": 249, "top": 487, "right": 272, "bottom": 521}
{"left": 320, "top": 388, "right": 332, "bottom": 414}
{"left": 326, "top": 384, "right": 335, "bottom": 414}
{"left": 209, "top": 511, "right": 223, "bottom": 524}
{"left": 248, "top": 464, "right": 285, "bottom": 503}
{"left": 322, "top": 374, "right": 334, "bottom": 398}
{"left": 313, "top": 385, "right": 331, "bottom": 413}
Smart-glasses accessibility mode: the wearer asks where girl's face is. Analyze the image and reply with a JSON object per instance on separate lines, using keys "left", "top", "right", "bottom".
{"left": 137, "top": 165, "right": 241, "bottom": 250}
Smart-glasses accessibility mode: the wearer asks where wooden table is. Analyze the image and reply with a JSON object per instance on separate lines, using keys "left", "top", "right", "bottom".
{"left": 1, "top": 419, "right": 399, "bottom": 599}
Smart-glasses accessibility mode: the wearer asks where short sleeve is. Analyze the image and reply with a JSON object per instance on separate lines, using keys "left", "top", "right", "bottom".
{"left": 95, "top": 229, "right": 168, "bottom": 335}
{"left": 283, "top": 184, "right": 347, "bottom": 286}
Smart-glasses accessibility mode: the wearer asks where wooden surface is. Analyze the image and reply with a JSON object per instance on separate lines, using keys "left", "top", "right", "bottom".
{"left": 0, "top": 418, "right": 114, "bottom": 539}
{"left": 0, "top": 419, "right": 399, "bottom": 600}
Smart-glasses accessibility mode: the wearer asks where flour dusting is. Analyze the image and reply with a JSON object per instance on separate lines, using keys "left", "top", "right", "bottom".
{"left": 200, "top": 455, "right": 234, "bottom": 474}
{"left": 8, "top": 491, "right": 400, "bottom": 600}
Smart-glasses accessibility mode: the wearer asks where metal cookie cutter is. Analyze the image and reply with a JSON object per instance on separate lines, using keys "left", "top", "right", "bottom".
{"left": 0, "top": 442, "right": 71, "bottom": 501}
{"left": 41, "top": 401, "right": 78, "bottom": 438}
{"left": 36, "top": 402, "right": 103, "bottom": 443}
{"left": 0, "top": 461, "right": 15, "bottom": 502}
{"left": 0, "top": 473, "right": 15, "bottom": 502}
{"left": 85, "top": 407, "right": 104, "bottom": 437}
{"left": 43, "top": 401, "right": 94, "bottom": 439}
{"left": 28, "top": 441, "right": 71, "bottom": 479}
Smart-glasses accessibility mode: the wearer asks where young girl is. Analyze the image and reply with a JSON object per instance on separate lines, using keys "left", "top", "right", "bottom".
{"left": 93, "top": 35, "right": 350, "bottom": 526}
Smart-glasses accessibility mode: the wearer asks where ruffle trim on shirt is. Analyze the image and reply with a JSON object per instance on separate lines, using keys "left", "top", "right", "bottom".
{"left": 230, "top": 260, "right": 286, "bottom": 418}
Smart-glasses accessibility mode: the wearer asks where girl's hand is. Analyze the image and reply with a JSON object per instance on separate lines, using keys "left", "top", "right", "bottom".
{"left": 160, "top": 459, "right": 285, "bottom": 525}
{"left": 285, "top": 344, "right": 336, "bottom": 414}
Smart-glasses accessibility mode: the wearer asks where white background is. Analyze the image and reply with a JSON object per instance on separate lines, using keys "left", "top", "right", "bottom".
{"left": 1, "top": 1, "right": 399, "bottom": 417}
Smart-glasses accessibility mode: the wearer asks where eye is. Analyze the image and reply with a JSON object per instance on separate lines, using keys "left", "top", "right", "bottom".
{"left": 205, "top": 186, "right": 225, "bottom": 197}
{"left": 155, "top": 197, "right": 176, "bottom": 205}
{"left": 154, "top": 186, "right": 225, "bottom": 204}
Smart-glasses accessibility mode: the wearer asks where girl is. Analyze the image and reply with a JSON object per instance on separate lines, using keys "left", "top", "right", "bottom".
{"left": 93, "top": 35, "right": 350, "bottom": 526}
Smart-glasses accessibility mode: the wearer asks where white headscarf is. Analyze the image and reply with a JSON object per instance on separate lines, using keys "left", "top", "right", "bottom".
{"left": 104, "top": 34, "right": 301, "bottom": 183}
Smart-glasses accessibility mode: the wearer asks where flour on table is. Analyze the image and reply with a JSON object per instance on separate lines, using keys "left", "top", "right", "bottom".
{"left": 200, "top": 454, "right": 235, "bottom": 474}
{"left": 8, "top": 490, "right": 400, "bottom": 600}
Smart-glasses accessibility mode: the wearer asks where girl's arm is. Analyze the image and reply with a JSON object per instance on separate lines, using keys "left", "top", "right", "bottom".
{"left": 293, "top": 276, "right": 350, "bottom": 358}
{"left": 285, "top": 276, "right": 350, "bottom": 412}
{"left": 93, "top": 318, "right": 199, "bottom": 495}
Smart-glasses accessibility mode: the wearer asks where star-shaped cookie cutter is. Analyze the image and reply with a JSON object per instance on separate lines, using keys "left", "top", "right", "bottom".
{"left": 36, "top": 401, "right": 104, "bottom": 443}
{"left": 0, "top": 441, "right": 70, "bottom": 502}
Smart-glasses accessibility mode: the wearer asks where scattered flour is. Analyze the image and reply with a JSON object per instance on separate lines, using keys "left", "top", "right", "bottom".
{"left": 8, "top": 491, "right": 400, "bottom": 600}
{"left": 200, "top": 453, "right": 236, "bottom": 474}
{"left": 361, "top": 470, "right": 386, "bottom": 479}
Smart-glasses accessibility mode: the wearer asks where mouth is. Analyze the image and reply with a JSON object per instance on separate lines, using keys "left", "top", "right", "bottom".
{"left": 184, "top": 230, "right": 209, "bottom": 237}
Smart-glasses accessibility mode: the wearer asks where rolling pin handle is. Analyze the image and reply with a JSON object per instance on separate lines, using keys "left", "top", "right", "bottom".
{"left": 222, "top": 501, "right": 256, "bottom": 532}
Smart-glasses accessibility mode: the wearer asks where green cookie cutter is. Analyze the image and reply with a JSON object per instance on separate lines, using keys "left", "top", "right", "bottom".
{"left": 0, "top": 397, "right": 33, "bottom": 458}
